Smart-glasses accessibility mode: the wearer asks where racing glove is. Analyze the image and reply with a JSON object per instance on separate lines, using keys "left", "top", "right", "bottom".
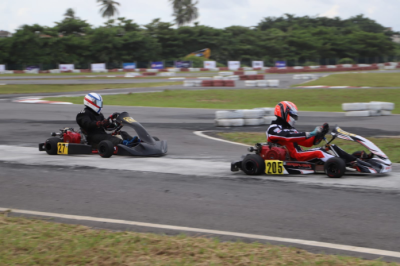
{"left": 306, "top": 126, "right": 322, "bottom": 139}
{"left": 96, "top": 118, "right": 112, "bottom": 128}
{"left": 110, "top": 112, "right": 120, "bottom": 119}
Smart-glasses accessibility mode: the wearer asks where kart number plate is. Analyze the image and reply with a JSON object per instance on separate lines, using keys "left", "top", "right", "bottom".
{"left": 265, "top": 160, "right": 284, "bottom": 175}
{"left": 57, "top": 143, "right": 69, "bottom": 155}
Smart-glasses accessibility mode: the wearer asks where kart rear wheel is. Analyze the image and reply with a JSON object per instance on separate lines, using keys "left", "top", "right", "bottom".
{"left": 242, "top": 154, "right": 265, "bottom": 175}
{"left": 324, "top": 157, "right": 346, "bottom": 178}
{"left": 45, "top": 137, "right": 61, "bottom": 155}
{"left": 98, "top": 140, "right": 114, "bottom": 158}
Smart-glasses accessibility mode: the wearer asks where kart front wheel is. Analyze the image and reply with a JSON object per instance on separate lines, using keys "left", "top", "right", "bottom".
{"left": 45, "top": 137, "right": 61, "bottom": 155}
{"left": 242, "top": 154, "right": 265, "bottom": 175}
{"left": 98, "top": 140, "right": 114, "bottom": 158}
{"left": 324, "top": 157, "right": 346, "bottom": 178}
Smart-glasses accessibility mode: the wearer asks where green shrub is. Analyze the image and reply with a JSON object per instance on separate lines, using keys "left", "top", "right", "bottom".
{"left": 338, "top": 58, "right": 355, "bottom": 64}
{"left": 303, "top": 61, "right": 319, "bottom": 66}
{"left": 183, "top": 55, "right": 207, "bottom": 68}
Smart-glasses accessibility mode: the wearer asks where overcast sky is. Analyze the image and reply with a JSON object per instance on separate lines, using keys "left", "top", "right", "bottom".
{"left": 1, "top": 0, "right": 399, "bottom": 33}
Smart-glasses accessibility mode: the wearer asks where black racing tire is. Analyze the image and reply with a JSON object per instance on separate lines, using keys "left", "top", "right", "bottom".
{"left": 324, "top": 157, "right": 346, "bottom": 178}
{"left": 45, "top": 137, "right": 61, "bottom": 155}
{"left": 241, "top": 154, "right": 265, "bottom": 175}
{"left": 153, "top": 136, "right": 160, "bottom": 141}
{"left": 98, "top": 140, "right": 114, "bottom": 158}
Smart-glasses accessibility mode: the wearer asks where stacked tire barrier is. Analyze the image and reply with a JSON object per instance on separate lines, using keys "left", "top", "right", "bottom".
{"left": 245, "top": 80, "right": 279, "bottom": 87}
{"left": 215, "top": 108, "right": 275, "bottom": 127}
{"left": 184, "top": 80, "right": 236, "bottom": 87}
{"left": 342, "top": 102, "right": 395, "bottom": 116}
{"left": 239, "top": 74, "right": 265, "bottom": 80}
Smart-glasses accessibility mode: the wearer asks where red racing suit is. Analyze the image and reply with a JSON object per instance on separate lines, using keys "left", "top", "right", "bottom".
{"left": 266, "top": 120, "right": 333, "bottom": 162}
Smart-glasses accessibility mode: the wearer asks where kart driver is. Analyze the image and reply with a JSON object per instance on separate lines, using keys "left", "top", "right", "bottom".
{"left": 76, "top": 93, "right": 139, "bottom": 146}
{"left": 266, "top": 101, "right": 357, "bottom": 163}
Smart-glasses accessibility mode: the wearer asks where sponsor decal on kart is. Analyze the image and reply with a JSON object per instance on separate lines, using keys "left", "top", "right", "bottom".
{"left": 337, "top": 128, "right": 356, "bottom": 137}
{"left": 264, "top": 160, "right": 284, "bottom": 175}
{"left": 123, "top": 117, "right": 136, "bottom": 123}
{"left": 285, "top": 162, "right": 313, "bottom": 170}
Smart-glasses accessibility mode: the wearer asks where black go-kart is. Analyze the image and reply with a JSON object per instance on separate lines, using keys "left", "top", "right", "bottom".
{"left": 39, "top": 112, "right": 168, "bottom": 158}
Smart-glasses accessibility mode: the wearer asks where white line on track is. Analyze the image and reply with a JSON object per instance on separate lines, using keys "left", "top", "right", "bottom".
{"left": 1, "top": 207, "right": 399, "bottom": 258}
{"left": 194, "top": 131, "right": 249, "bottom": 147}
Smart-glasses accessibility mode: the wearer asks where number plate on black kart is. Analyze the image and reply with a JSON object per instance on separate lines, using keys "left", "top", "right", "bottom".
{"left": 265, "top": 160, "right": 284, "bottom": 175}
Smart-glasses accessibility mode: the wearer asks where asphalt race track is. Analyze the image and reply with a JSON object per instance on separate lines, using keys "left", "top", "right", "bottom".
{"left": 0, "top": 88, "right": 400, "bottom": 261}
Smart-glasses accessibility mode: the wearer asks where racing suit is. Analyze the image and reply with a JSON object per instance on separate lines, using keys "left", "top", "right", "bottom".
{"left": 76, "top": 107, "right": 132, "bottom": 146}
{"left": 266, "top": 118, "right": 334, "bottom": 162}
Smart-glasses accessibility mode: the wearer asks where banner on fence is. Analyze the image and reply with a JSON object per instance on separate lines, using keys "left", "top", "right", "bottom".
{"left": 123, "top": 63, "right": 136, "bottom": 70}
{"left": 151, "top": 61, "right": 164, "bottom": 69}
{"left": 228, "top": 61, "right": 240, "bottom": 70}
{"left": 175, "top": 61, "right": 192, "bottom": 68}
{"left": 0, "top": 65, "right": 5, "bottom": 72}
{"left": 252, "top": 61, "right": 264, "bottom": 68}
{"left": 204, "top": 61, "right": 216, "bottom": 69}
{"left": 59, "top": 64, "right": 75, "bottom": 71}
{"left": 275, "top": 61, "right": 286, "bottom": 68}
{"left": 26, "top": 65, "right": 40, "bottom": 70}
{"left": 91, "top": 63, "right": 106, "bottom": 71}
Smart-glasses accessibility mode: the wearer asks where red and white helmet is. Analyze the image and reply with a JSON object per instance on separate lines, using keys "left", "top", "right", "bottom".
{"left": 274, "top": 101, "right": 298, "bottom": 127}
{"left": 84, "top": 93, "right": 103, "bottom": 114}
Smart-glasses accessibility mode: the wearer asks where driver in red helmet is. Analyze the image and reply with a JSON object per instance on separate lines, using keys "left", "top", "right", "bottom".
{"left": 267, "top": 101, "right": 353, "bottom": 162}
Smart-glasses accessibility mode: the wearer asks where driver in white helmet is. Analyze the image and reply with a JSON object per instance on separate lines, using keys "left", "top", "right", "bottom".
{"left": 76, "top": 93, "right": 139, "bottom": 146}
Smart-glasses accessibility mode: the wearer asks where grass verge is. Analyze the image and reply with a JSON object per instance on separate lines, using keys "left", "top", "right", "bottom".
{"left": 46, "top": 88, "right": 400, "bottom": 113}
{"left": 0, "top": 213, "right": 398, "bottom": 266}
{"left": 298, "top": 73, "right": 400, "bottom": 87}
{"left": 0, "top": 82, "right": 182, "bottom": 94}
{"left": 218, "top": 132, "right": 400, "bottom": 163}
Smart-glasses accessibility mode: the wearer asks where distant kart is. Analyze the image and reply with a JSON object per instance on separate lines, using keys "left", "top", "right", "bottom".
{"left": 39, "top": 112, "right": 168, "bottom": 158}
{"left": 231, "top": 125, "right": 392, "bottom": 178}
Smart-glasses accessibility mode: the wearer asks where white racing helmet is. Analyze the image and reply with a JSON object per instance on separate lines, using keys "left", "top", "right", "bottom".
{"left": 84, "top": 93, "right": 103, "bottom": 114}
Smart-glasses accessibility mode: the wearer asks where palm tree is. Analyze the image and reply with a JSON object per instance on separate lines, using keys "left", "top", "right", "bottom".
{"left": 64, "top": 8, "right": 76, "bottom": 19}
{"left": 97, "top": 0, "right": 120, "bottom": 19}
{"left": 170, "top": 0, "right": 199, "bottom": 27}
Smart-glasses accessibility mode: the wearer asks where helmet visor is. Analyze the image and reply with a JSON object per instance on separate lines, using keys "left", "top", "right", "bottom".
{"left": 289, "top": 109, "right": 298, "bottom": 121}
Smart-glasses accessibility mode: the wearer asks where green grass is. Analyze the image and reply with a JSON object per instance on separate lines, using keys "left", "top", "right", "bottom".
{"left": 298, "top": 73, "right": 400, "bottom": 87}
{"left": 0, "top": 213, "right": 398, "bottom": 266}
{"left": 218, "top": 132, "right": 400, "bottom": 163}
{"left": 0, "top": 82, "right": 182, "bottom": 94}
{"left": 45, "top": 88, "right": 400, "bottom": 113}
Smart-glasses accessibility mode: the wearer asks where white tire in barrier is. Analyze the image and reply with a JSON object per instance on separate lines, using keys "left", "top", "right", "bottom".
{"left": 244, "top": 118, "right": 264, "bottom": 126}
{"left": 263, "top": 116, "right": 276, "bottom": 125}
{"left": 367, "top": 102, "right": 382, "bottom": 111}
{"left": 227, "top": 75, "right": 239, "bottom": 80}
{"left": 189, "top": 68, "right": 200, "bottom": 71}
{"left": 125, "top": 73, "right": 141, "bottom": 77}
{"left": 168, "top": 68, "right": 180, "bottom": 72}
{"left": 267, "top": 80, "right": 279, "bottom": 87}
{"left": 72, "top": 69, "right": 81, "bottom": 73}
{"left": 342, "top": 103, "right": 368, "bottom": 111}
{"left": 243, "top": 109, "right": 264, "bottom": 119}
{"left": 345, "top": 111, "right": 371, "bottom": 117}
{"left": 327, "top": 65, "right": 337, "bottom": 68}
{"left": 258, "top": 108, "right": 274, "bottom": 116}
{"left": 369, "top": 110, "right": 381, "bottom": 116}
{"left": 209, "top": 68, "right": 220, "bottom": 71}
{"left": 243, "top": 67, "right": 253, "bottom": 71}
{"left": 183, "top": 80, "right": 195, "bottom": 87}
{"left": 215, "top": 119, "right": 244, "bottom": 127}
{"left": 309, "top": 66, "right": 320, "bottom": 69}
{"left": 213, "top": 76, "right": 223, "bottom": 80}
{"left": 370, "top": 101, "right": 395, "bottom": 111}
{"left": 342, "top": 64, "right": 352, "bottom": 68}
{"left": 146, "top": 69, "right": 158, "bottom": 72}
{"left": 245, "top": 81, "right": 256, "bottom": 87}
{"left": 219, "top": 72, "right": 233, "bottom": 76}
{"left": 215, "top": 110, "right": 244, "bottom": 119}
{"left": 159, "top": 72, "right": 176, "bottom": 77}
{"left": 293, "top": 66, "right": 304, "bottom": 69}
{"left": 197, "top": 77, "right": 212, "bottom": 80}
{"left": 50, "top": 69, "right": 60, "bottom": 74}
{"left": 194, "top": 80, "right": 203, "bottom": 87}
{"left": 244, "top": 71, "right": 257, "bottom": 75}
{"left": 381, "top": 110, "right": 392, "bottom": 116}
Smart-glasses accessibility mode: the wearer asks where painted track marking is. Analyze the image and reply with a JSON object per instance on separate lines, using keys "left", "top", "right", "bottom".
{"left": 194, "top": 131, "right": 249, "bottom": 147}
{"left": 1, "top": 207, "right": 399, "bottom": 258}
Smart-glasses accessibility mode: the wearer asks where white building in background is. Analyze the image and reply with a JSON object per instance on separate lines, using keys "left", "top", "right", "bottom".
{"left": 0, "top": 30, "right": 12, "bottom": 38}
{"left": 392, "top": 34, "right": 400, "bottom": 44}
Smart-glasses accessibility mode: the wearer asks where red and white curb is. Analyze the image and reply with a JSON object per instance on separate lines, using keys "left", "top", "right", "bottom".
{"left": 297, "top": 86, "right": 371, "bottom": 89}
{"left": 13, "top": 97, "right": 73, "bottom": 105}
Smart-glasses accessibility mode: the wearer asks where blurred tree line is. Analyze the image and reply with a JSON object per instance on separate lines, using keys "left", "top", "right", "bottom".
{"left": 0, "top": 13, "right": 398, "bottom": 69}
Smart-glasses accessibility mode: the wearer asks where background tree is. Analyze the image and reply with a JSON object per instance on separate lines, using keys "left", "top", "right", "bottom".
{"left": 97, "top": 0, "right": 120, "bottom": 19}
{"left": 64, "top": 8, "right": 76, "bottom": 19}
{"left": 170, "top": 0, "right": 199, "bottom": 27}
